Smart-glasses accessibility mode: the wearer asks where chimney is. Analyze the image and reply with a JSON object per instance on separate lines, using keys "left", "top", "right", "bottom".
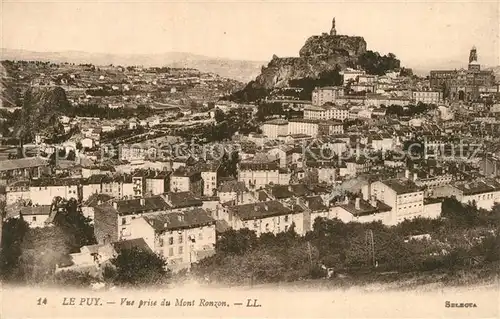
{"left": 177, "top": 214, "right": 184, "bottom": 222}
{"left": 254, "top": 205, "right": 259, "bottom": 212}
{"left": 264, "top": 204, "right": 269, "bottom": 211}
{"left": 343, "top": 196, "right": 349, "bottom": 205}
{"left": 405, "top": 169, "right": 410, "bottom": 179}
{"left": 140, "top": 198, "right": 145, "bottom": 206}
{"left": 163, "top": 222, "right": 168, "bottom": 228}
{"left": 112, "top": 202, "right": 117, "bottom": 210}
{"left": 413, "top": 172, "right": 418, "bottom": 181}
{"left": 355, "top": 197, "right": 360, "bottom": 210}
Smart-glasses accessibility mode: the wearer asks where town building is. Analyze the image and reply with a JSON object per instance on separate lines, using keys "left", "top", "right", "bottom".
{"left": 238, "top": 160, "right": 280, "bottom": 190}
{"left": 340, "top": 69, "right": 366, "bottom": 83}
{"left": 311, "top": 86, "right": 344, "bottom": 105}
{"left": 6, "top": 178, "right": 80, "bottom": 205}
{"left": 261, "top": 119, "right": 289, "bottom": 139}
{"left": 220, "top": 200, "right": 306, "bottom": 236}
{"left": 128, "top": 208, "right": 216, "bottom": 271}
{"left": 304, "top": 103, "right": 349, "bottom": 121}
{"left": 412, "top": 91, "right": 443, "bottom": 104}
{"left": 287, "top": 119, "right": 343, "bottom": 137}
{"left": 170, "top": 166, "right": 203, "bottom": 196}
{"left": 19, "top": 205, "right": 52, "bottom": 228}
{"left": 0, "top": 157, "right": 50, "bottom": 181}
{"left": 429, "top": 46, "right": 497, "bottom": 101}
{"left": 432, "top": 180, "right": 500, "bottom": 210}
{"left": 93, "top": 195, "right": 171, "bottom": 244}
{"left": 368, "top": 179, "right": 438, "bottom": 225}
{"left": 217, "top": 180, "right": 253, "bottom": 205}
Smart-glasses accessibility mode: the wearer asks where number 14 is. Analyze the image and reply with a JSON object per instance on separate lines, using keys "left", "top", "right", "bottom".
{"left": 37, "top": 297, "right": 47, "bottom": 305}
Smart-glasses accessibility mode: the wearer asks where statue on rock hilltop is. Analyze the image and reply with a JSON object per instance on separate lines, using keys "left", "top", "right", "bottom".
{"left": 330, "top": 17, "right": 337, "bottom": 36}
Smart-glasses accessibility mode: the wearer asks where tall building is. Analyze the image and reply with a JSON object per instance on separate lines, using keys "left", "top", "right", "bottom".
{"left": 429, "top": 46, "right": 497, "bottom": 101}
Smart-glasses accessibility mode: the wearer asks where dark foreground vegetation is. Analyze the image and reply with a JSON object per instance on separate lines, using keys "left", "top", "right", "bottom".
{"left": 0, "top": 198, "right": 498, "bottom": 288}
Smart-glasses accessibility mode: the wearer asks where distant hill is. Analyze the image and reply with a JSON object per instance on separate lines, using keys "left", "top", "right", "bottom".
{"left": 486, "top": 66, "right": 500, "bottom": 79}
{"left": 1, "top": 48, "right": 265, "bottom": 83}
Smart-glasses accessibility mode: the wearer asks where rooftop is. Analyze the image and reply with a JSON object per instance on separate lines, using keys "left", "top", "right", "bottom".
{"left": 143, "top": 208, "right": 215, "bottom": 232}
{"left": 218, "top": 180, "right": 248, "bottom": 193}
{"left": 381, "top": 179, "right": 421, "bottom": 194}
{"left": 0, "top": 157, "right": 49, "bottom": 172}
{"left": 97, "top": 196, "right": 170, "bottom": 216}
{"left": 165, "top": 191, "right": 203, "bottom": 208}
{"left": 228, "top": 200, "right": 303, "bottom": 221}
{"left": 263, "top": 119, "right": 289, "bottom": 125}
{"left": 20, "top": 205, "right": 51, "bottom": 216}
{"left": 340, "top": 198, "right": 392, "bottom": 216}
{"left": 453, "top": 180, "right": 500, "bottom": 195}
{"left": 111, "top": 238, "right": 152, "bottom": 254}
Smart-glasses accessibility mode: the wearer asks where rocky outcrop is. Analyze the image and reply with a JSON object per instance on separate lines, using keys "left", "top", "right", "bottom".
{"left": 253, "top": 54, "right": 353, "bottom": 89}
{"left": 249, "top": 19, "right": 367, "bottom": 90}
{"left": 299, "top": 34, "right": 366, "bottom": 58}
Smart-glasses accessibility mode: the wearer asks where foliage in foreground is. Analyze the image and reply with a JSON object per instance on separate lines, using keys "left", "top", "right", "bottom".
{"left": 190, "top": 198, "right": 500, "bottom": 285}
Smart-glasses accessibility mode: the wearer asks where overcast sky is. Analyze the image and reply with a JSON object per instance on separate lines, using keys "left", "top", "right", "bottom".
{"left": 2, "top": 1, "right": 499, "bottom": 68}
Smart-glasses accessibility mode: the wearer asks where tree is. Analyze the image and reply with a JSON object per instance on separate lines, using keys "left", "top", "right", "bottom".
{"left": 357, "top": 51, "right": 401, "bottom": 75}
{"left": 218, "top": 151, "right": 240, "bottom": 179}
{"left": 109, "top": 247, "right": 170, "bottom": 286}
{"left": 20, "top": 226, "right": 70, "bottom": 283}
{"left": 216, "top": 229, "right": 258, "bottom": 255}
{"left": 52, "top": 270, "right": 97, "bottom": 288}
{"left": 52, "top": 198, "right": 96, "bottom": 252}
{"left": 0, "top": 217, "right": 30, "bottom": 281}
{"left": 214, "top": 108, "right": 225, "bottom": 123}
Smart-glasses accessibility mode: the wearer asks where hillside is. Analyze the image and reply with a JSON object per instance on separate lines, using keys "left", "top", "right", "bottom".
{"left": 0, "top": 62, "right": 21, "bottom": 108}
{"left": 1, "top": 49, "right": 265, "bottom": 83}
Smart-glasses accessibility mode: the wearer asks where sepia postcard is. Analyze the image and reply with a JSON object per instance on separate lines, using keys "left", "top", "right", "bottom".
{"left": 0, "top": 0, "right": 499, "bottom": 318}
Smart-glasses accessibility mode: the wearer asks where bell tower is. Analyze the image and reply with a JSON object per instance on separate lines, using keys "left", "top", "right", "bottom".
{"left": 469, "top": 46, "right": 477, "bottom": 63}
{"left": 468, "top": 46, "right": 480, "bottom": 71}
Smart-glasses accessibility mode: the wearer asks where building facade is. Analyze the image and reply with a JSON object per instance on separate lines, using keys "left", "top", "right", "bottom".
{"left": 311, "top": 86, "right": 344, "bottom": 106}
{"left": 429, "top": 46, "right": 497, "bottom": 101}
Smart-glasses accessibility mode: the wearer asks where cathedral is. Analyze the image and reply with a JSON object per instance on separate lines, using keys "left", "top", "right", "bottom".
{"left": 430, "top": 46, "right": 497, "bottom": 101}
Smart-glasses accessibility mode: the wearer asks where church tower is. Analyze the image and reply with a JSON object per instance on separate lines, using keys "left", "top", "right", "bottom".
{"left": 469, "top": 46, "right": 478, "bottom": 63}
{"left": 468, "top": 46, "right": 480, "bottom": 71}
{"left": 330, "top": 17, "right": 337, "bottom": 36}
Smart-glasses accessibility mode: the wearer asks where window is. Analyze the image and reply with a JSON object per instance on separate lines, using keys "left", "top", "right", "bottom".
{"left": 178, "top": 246, "right": 183, "bottom": 254}
{"left": 121, "top": 218, "right": 126, "bottom": 225}
{"left": 169, "top": 237, "right": 174, "bottom": 245}
{"left": 169, "top": 248, "right": 174, "bottom": 256}
{"left": 178, "top": 234, "right": 183, "bottom": 244}
{"left": 284, "top": 215, "right": 289, "bottom": 222}
{"left": 198, "top": 232, "right": 203, "bottom": 240}
{"left": 32, "top": 216, "right": 36, "bottom": 222}
{"left": 158, "top": 238, "right": 164, "bottom": 247}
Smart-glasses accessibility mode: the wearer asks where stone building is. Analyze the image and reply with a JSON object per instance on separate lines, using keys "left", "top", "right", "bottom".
{"left": 429, "top": 46, "right": 497, "bottom": 101}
